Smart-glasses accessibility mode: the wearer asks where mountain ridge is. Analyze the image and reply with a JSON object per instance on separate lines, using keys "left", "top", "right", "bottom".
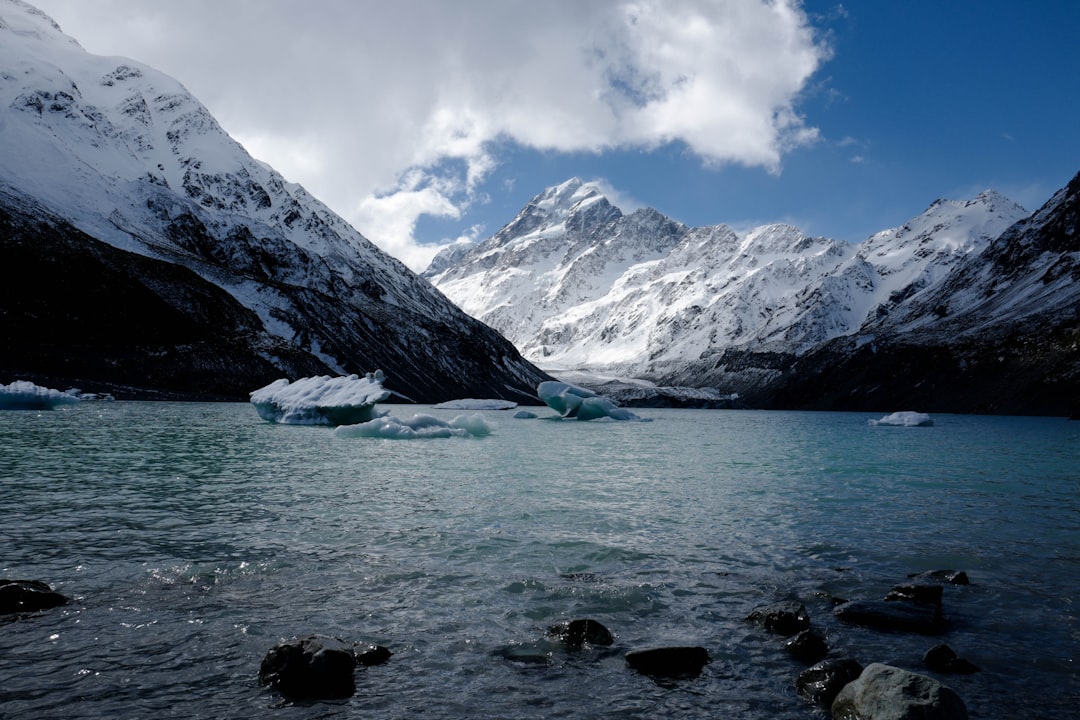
{"left": 427, "top": 174, "right": 1080, "bottom": 415}
{"left": 0, "top": 0, "right": 550, "bottom": 402}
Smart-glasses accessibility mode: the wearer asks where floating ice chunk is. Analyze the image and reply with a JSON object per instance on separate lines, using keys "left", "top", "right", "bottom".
{"left": 0, "top": 381, "right": 80, "bottom": 410}
{"left": 513, "top": 410, "right": 539, "bottom": 419}
{"left": 431, "top": 399, "right": 518, "bottom": 410}
{"left": 249, "top": 371, "right": 391, "bottom": 425}
{"left": 334, "top": 413, "right": 493, "bottom": 439}
{"left": 869, "top": 411, "right": 934, "bottom": 427}
{"left": 537, "top": 380, "right": 644, "bottom": 421}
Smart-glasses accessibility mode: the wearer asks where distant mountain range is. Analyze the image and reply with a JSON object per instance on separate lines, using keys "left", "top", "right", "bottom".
{"left": 426, "top": 175, "right": 1080, "bottom": 415}
{"left": 0, "top": 0, "right": 548, "bottom": 402}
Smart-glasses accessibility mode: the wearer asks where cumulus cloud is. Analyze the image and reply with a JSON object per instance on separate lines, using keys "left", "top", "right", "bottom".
{"left": 33, "top": 0, "right": 829, "bottom": 269}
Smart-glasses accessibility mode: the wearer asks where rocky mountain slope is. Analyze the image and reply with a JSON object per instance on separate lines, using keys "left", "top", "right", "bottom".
{"left": 0, "top": 0, "right": 548, "bottom": 402}
{"left": 427, "top": 176, "right": 1080, "bottom": 415}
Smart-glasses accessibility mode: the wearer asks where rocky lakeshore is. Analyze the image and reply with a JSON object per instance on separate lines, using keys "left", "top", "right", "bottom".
{"left": 8, "top": 567, "right": 984, "bottom": 718}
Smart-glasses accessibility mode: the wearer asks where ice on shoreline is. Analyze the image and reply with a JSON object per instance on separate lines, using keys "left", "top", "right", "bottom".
{"left": 0, "top": 381, "right": 81, "bottom": 410}
{"left": 537, "top": 381, "right": 645, "bottom": 421}
{"left": 869, "top": 411, "right": 934, "bottom": 427}
{"left": 250, "top": 371, "right": 391, "bottom": 425}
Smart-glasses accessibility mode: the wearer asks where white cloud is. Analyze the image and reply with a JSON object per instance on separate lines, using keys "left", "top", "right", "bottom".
{"left": 32, "top": 0, "right": 830, "bottom": 270}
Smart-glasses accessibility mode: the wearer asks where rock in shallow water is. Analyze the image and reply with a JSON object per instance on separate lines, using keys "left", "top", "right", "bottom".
{"left": 745, "top": 600, "right": 811, "bottom": 636}
{"left": 833, "top": 599, "right": 944, "bottom": 635}
{"left": 548, "top": 618, "right": 615, "bottom": 648}
{"left": 625, "top": 646, "right": 710, "bottom": 678}
{"left": 831, "top": 662, "right": 967, "bottom": 720}
{"left": 796, "top": 657, "right": 864, "bottom": 707}
{"left": 0, "top": 579, "right": 68, "bottom": 614}
{"left": 259, "top": 635, "right": 390, "bottom": 699}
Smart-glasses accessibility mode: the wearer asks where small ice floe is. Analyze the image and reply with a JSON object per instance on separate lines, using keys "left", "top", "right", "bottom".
{"left": 537, "top": 380, "right": 647, "bottom": 421}
{"left": 868, "top": 411, "right": 934, "bottom": 427}
{"left": 431, "top": 398, "right": 518, "bottom": 411}
{"left": 249, "top": 371, "right": 391, "bottom": 425}
{"left": 334, "top": 413, "right": 493, "bottom": 439}
{"left": 0, "top": 381, "right": 81, "bottom": 410}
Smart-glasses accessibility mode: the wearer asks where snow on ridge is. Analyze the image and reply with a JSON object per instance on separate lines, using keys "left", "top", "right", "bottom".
{"left": 429, "top": 176, "right": 1035, "bottom": 377}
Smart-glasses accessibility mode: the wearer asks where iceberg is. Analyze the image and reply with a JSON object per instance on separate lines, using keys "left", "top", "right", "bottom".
{"left": 0, "top": 381, "right": 80, "bottom": 410}
{"left": 250, "top": 371, "right": 391, "bottom": 425}
{"left": 868, "top": 411, "right": 934, "bottom": 427}
{"left": 335, "top": 413, "right": 493, "bottom": 439}
{"left": 431, "top": 399, "right": 518, "bottom": 410}
{"left": 537, "top": 381, "right": 644, "bottom": 421}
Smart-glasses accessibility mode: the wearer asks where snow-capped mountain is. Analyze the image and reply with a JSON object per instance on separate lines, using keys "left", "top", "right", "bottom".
{"left": 0, "top": 0, "right": 548, "bottom": 401}
{"left": 427, "top": 175, "right": 1080, "bottom": 414}
{"left": 426, "top": 178, "right": 1028, "bottom": 369}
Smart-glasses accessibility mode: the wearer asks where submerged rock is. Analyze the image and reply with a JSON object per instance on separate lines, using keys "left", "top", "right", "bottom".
{"left": 831, "top": 662, "right": 967, "bottom": 720}
{"left": 548, "top": 618, "right": 615, "bottom": 648}
{"left": 796, "top": 657, "right": 864, "bottom": 707}
{"left": 908, "top": 569, "right": 970, "bottom": 585}
{"left": 259, "top": 635, "right": 364, "bottom": 699}
{"left": 886, "top": 583, "right": 944, "bottom": 606}
{"left": 625, "top": 646, "right": 710, "bottom": 678}
{"left": 833, "top": 599, "right": 944, "bottom": 635}
{"left": 0, "top": 579, "right": 68, "bottom": 614}
{"left": 745, "top": 601, "right": 811, "bottom": 636}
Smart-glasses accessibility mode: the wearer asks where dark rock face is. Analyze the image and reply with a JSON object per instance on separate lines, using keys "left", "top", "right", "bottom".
{"left": 909, "top": 569, "right": 970, "bottom": 586}
{"left": 548, "top": 618, "right": 615, "bottom": 648}
{"left": 833, "top": 599, "right": 944, "bottom": 635}
{"left": 259, "top": 635, "right": 359, "bottom": 699}
{"left": 745, "top": 601, "right": 811, "bottom": 636}
{"left": 624, "top": 646, "right": 710, "bottom": 678}
{"left": 796, "top": 657, "right": 864, "bottom": 707}
{"left": 831, "top": 663, "right": 968, "bottom": 720}
{"left": 0, "top": 191, "right": 551, "bottom": 403}
{"left": 0, "top": 579, "right": 68, "bottom": 614}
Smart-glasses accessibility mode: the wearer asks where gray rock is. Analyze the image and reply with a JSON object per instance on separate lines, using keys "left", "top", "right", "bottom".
{"left": 832, "top": 662, "right": 967, "bottom": 720}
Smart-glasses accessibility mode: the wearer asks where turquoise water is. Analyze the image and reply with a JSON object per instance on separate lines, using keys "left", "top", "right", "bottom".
{"left": 1, "top": 402, "right": 1077, "bottom": 718}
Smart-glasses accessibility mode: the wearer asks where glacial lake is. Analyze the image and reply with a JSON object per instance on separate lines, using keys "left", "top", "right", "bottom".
{"left": 2, "top": 402, "right": 1077, "bottom": 718}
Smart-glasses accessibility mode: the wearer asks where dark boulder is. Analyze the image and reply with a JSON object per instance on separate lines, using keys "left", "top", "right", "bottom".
{"left": 354, "top": 643, "right": 392, "bottom": 667}
{"left": 745, "top": 601, "right": 810, "bottom": 636}
{"left": 0, "top": 579, "right": 68, "bottom": 614}
{"left": 832, "top": 662, "right": 967, "bottom": 720}
{"left": 833, "top": 599, "right": 944, "bottom": 634}
{"left": 625, "top": 646, "right": 710, "bottom": 678}
{"left": 923, "top": 644, "right": 980, "bottom": 674}
{"left": 786, "top": 629, "right": 829, "bottom": 664}
{"left": 548, "top": 618, "right": 614, "bottom": 648}
{"left": 259, "top": 635, "right": 359, "bottom": 699}
{"left": 796, "top": 657, "right": 864, "bottom": 707}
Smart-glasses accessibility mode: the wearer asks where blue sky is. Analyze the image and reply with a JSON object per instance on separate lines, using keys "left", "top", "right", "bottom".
{"left": 29, "top": 1, "right": 1080, "bottom": 270}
